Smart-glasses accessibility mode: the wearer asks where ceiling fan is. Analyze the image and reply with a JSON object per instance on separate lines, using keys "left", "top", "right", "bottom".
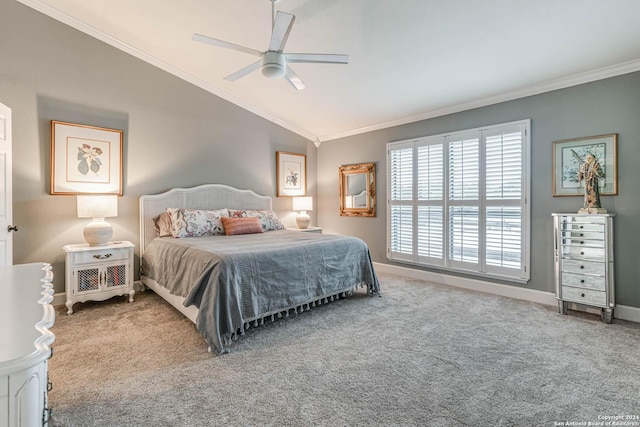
{"left": 192, "top": 0, "right": 349, "bottom": 90}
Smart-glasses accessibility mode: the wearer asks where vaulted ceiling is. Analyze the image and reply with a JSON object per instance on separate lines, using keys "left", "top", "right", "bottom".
{"left": 16, "top": 0, "right": 640, "bottom": 142}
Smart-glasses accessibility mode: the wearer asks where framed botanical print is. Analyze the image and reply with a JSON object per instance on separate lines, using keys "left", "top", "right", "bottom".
{"left": 552, "top": 134, "right": 617, "bottom": 197}
{"left": 276, "top": 151, "right": 306, "bottom": 197}
{"left": 50, "top": 121, "right": 123, "bottom": 195}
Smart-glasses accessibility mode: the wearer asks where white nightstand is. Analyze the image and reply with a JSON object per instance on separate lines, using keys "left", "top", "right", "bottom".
{"left": 286, "top": 226, "right": 322, "bottom": 234}
{"left": 63, "top": 241, "right": 135, "bottom": 314}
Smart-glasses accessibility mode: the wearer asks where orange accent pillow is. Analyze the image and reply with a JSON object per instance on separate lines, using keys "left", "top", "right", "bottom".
{"left": 221, "top": 217, "right": 264, "bottom": 236}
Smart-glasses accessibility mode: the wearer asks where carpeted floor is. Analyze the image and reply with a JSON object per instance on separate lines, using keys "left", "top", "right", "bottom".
{"left": 48, "top": 273, "right": 640, "bottom": 427}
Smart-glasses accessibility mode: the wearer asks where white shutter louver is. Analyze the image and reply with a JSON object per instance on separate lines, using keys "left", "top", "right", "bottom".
{"left": 387, "top": 120, "right": 529, "bottom": 281}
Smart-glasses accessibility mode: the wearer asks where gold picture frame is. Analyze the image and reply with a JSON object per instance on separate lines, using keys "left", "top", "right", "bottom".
{"left": 50, "top": 121, "right": 123, "bottom": 195}
{"left": 552, "top": 134, "right": 617, "bottom": 197}
{"left": 276, "top": 151, "right": 306, "bottom": 197}
{"left": 339, "top": 162, "right": 376, "bottom": 217}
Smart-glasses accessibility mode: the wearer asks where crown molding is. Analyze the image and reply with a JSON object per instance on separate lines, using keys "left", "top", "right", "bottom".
{"left": 18, "top": 0, "right": 640, "bottom": 146}
{"left": 318, "top": 59, "right": 640, "bottom": 142}
{"left": 16, "top": 0, "right": 317, "bottom": 142}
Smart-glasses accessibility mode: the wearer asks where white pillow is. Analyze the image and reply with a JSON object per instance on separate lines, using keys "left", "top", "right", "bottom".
{"left": 167, "top": 208, "right": 229, "bottom": 238}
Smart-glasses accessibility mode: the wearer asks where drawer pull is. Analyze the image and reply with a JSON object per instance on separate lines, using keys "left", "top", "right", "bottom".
{"left": 93, "top": 253, "right": 113, "bottom": 260}
{"left": 579, "top": 225, "right": 584, "bottom": 229}
{"left": 580, "top": 233, "right": 584, "bottom": 237}
{"left": 580, "top": 251, "right": 585, "bottom": 255}
{"left": 580, "top": 265, "right": 585, "bottom": 269}
{"left": 580, "top": 279, "right": 585, "bottom": 283}
{"left": 581, "top": 293, "right": 585, "bottom": 298}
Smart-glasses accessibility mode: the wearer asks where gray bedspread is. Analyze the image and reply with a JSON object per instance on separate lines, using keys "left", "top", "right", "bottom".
{"left": 141, "top": 230, "right": 379, "bottom": 353}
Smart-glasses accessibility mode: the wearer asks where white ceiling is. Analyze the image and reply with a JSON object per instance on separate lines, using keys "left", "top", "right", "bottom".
{"left": 17, "top": 0, "right": 640, "bottom": 142}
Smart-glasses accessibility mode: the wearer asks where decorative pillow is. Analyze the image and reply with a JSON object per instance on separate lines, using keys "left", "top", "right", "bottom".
{"left": 227, "top": 209, "right": 285, "bottom": 232}
{"left": 152, "top": 212, "right": 173, "bottom": 237}
{"left": 221, "top": 217, "right": 263, "bottom": 236}
{"left": 167, "top": 208, "right": 229, "bottom": 238}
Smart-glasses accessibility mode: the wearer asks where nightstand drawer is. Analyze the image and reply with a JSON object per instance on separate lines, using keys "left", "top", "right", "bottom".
{"left": 71, "top": 246, "right": 131, "bottom": 265}
{"left": 561, "top": 286, "right": 606, "bottom": 307}
{"left": 561, "top": 272, "right": 605, "bottom": 291}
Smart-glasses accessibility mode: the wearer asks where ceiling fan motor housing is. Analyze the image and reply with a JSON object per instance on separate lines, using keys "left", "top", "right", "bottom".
{"left": 262, "top": 51, "right": 286, "bottom": 79}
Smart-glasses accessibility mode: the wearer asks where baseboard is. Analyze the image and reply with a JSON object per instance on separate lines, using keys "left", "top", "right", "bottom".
{"left": 54, "top": 269, "right": 640, "bottom": 324}
{"left": 373, "top": 262, "right": 639, "bottom": 323}
{"left": 53, "top": 292, "right": 66, "bottom": 307}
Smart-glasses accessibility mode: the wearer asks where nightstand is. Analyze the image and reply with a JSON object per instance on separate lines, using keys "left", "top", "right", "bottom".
{"left": 286, "top": 226, "right": 322, "bottom": 234}
{"left": 63, "top": 241, "right": 135, "bottom": 314}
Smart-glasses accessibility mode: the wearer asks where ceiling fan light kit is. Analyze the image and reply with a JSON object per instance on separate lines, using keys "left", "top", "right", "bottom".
{"left": 193, "top": 0, "right": 349, "bottom": 90}
{"left": 262, "top": 52, "right": 286, "bottom": 79}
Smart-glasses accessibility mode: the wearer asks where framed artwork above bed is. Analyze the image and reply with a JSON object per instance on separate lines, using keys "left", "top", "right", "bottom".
{"left": 50, "top": 121, "right": 123, "bottom": 195}
{"left": 276, "top": 151, "right": 306, "bottom": 197}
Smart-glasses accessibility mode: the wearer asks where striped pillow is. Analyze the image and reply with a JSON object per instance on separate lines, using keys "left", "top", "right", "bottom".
{"left": 221, "top": 217, "right": 263, "bottom": 236}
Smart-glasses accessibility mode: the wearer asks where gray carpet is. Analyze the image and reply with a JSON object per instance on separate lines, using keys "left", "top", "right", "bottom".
{"left": 48, "top": 273, "right": 640, "bottom": 427}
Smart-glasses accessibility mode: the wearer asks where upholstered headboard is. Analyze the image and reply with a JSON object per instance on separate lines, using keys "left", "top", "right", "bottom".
{"left": 139, "top": 184, "right": 272, "bottom": 256}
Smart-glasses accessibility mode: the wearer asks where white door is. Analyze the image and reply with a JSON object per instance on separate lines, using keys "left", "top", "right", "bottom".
{"left": 0, "top": 102, "right": 13, "bottom": 266}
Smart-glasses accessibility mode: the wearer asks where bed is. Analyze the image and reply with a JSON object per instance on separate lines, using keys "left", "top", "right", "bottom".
{"left": 139, "top": 184, "right": 379, "bottom": 354}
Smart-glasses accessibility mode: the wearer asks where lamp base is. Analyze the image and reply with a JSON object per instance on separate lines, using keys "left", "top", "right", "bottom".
{"left": 296, "top": 212, "right": 311, "bottom": 229}
{"left": 83, "top": 219, "right": 113, "bottom": 246}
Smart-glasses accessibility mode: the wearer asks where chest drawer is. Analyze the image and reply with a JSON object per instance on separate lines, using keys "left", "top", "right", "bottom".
{"left": 561, "top": 272, "right": 606, "bottom": 291}
{"left": 561, "top": 286, "right": 606, "bottom": 307}
{"left": 561, "top": 259, "right": 605, "bottom": 276}
{"left": 70, "top": 246, "right": 131, "bottom": 265}
{"left": 561, "top": 245, "right": 605, "bottom": 261}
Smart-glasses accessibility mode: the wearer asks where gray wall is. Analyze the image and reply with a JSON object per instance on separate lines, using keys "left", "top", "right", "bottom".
{"left": 318, "top": 72, "right": 640, "bottom": 308}
{"left": 0, "top": 0, "right": 316, "bottom": 293}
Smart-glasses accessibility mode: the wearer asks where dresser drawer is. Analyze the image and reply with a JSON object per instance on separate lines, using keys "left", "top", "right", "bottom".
{"left": 561, "top": 216, "right": 605, "bottom": 229}
{"left": 561, "top": 259, "right": 605, "bottom": 276}
{"left": 559, "top": 230, "right": 604, "bottom": 242}
{"left": 559, "top": 235, "right": 605, "bottom": 248}
{"left": 561, "top": 286, "right": 606, "bottom": 307}
{"left": 71, "top": 247, "right": 131, "bottom": 265}
{"left": 561, "top": 246, "right": 605, "bottom": 261}
{"left": 561, "top": 272, "right": 606, "bottom": 291}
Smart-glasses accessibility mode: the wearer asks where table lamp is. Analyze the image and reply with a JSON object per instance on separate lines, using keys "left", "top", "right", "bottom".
{"left": 77, "top": 195, "right": 118, "bottom": 246}
{"left": 292, "top": 196, "right": 313, "bottom": 229}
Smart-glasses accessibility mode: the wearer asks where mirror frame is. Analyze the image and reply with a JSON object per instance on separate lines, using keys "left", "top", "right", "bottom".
{"left": 339, "top": 162, "right": 376, "bottom": 217}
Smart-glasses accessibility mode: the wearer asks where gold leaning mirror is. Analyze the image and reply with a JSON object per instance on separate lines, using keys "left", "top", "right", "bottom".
{"left": 339, "top": 162, "right": 376, "bottom": 217}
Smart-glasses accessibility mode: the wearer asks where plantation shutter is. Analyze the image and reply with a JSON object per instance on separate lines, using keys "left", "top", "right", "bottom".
{"left": 447, "top": 134, "right": 480, "bottom": 269}
{"left": 387, "top": 119, "right": 530, "bottom": 282}
{"left": 484, "top": 124, "right": 527, "bottom": 277}
{"left": 388, "top": 142, "right": 414, "bottom": 261}
{"left": 416, "top": 139, "right": 445, "bottom": 265}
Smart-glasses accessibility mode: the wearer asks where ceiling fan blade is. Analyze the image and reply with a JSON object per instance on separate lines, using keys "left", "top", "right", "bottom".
{"left": 286, "top": 53, "right": 349, "bottom": 64}
{"left": 285, "top": 66, "right": 305, "bottom": 91}
{"left": 268, "top": 12, "right": 295, "bottom": 52}
{"left": 193, "top": 33, "right": 262, "bottom": 57}
{"left": 224, "top": 61, "right": 262, "bottom": 81}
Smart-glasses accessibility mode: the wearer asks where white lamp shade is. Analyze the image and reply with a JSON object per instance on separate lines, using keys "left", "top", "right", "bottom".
{"left": 77, "top": 195, "right": 118, "bottom": 246}
{"left": 292, "top": 196, "right": 313, "bottom": 212}
{"left": 77, "top": 195, "right": 118, "bottom": 219}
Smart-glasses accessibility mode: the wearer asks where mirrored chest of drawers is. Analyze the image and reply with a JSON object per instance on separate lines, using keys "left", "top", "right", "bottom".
{"left": 552, "top": 213, "right": 614, "bottom": 323}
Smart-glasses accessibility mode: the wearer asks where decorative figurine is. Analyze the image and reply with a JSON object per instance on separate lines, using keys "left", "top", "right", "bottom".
{"left": 573, "top": 150, "right": 607, "bottom": 213}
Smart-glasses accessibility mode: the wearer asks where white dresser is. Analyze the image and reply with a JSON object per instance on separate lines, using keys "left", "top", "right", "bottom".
{"left": 0, "top": 263, "right": 55, "bottom": 426}
{"left": 552, "top": 213, "right": 615, "bottom": 323}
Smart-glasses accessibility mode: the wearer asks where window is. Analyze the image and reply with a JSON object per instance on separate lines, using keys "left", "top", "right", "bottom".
{"left": 387, "top": 120, "right": 530, "bottom": 282}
